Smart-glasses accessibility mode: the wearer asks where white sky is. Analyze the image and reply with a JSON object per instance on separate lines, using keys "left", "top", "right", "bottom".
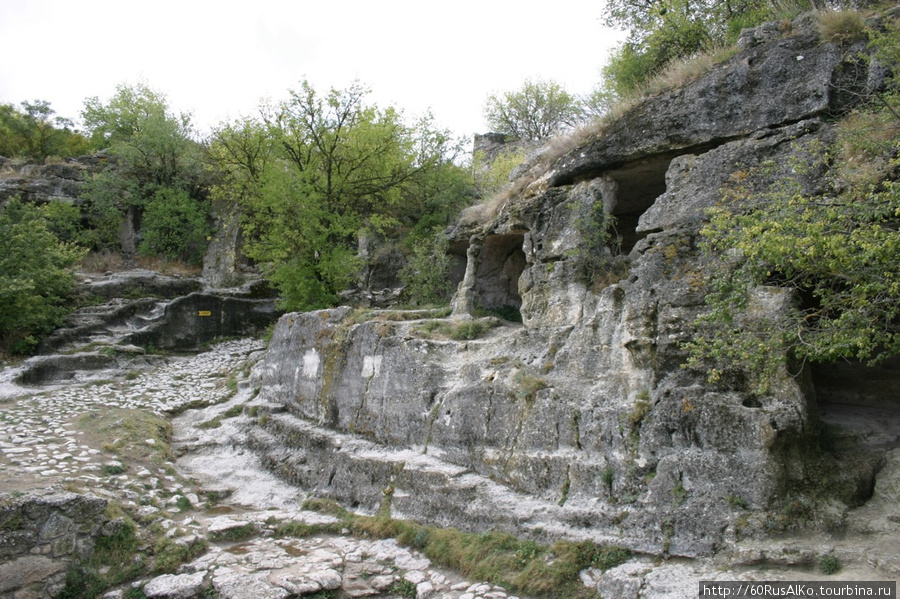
{"left": 0, "top": 0, "right": 626, "bottom": 140}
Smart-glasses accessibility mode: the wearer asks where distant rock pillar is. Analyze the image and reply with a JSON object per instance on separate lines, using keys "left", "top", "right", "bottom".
{"left": 450, "top": 235, "right": 483, "bottom": 318}
{"left": 202, "top": 199, "right": 244, "bottom": 289}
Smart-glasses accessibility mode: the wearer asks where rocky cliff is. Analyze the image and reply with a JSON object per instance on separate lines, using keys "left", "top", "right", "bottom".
{"left": 249, "top": 10, "right": 899, "bottom": 569}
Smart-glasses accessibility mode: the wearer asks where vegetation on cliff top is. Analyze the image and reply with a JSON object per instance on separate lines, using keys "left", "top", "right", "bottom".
{"left": 686, "top": 13, "right": 900, "bottom": 391}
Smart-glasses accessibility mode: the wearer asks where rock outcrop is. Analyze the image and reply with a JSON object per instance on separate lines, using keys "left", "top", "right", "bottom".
{"left": 0, "top": 156, "right": 105, "bottom": 206}
{"left": 14, "top": 274, "right": 280, "bottom": 387}
{"left": 0, "top": 490, "right": 110, "bottom": 599}
{"left": 246, "top": 9, "right": 900, "bottom": 565}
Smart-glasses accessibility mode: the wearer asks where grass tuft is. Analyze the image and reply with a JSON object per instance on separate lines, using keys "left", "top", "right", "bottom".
{"left": 301, "top": 496, "right": 629, "bottom": 598}
{"left": 820, "top": 554, "right": 842, "bottom": 575}
{"left": 817, "top": 9, "right": 868, "bottom": 45}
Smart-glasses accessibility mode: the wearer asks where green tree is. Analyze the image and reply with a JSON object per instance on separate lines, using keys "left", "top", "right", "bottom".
{"left": 206, "top": 115, "right": 274, "bottom": 199}
{"left": 83, "top": 82, "right": 204, "bottom": 195}
{"left": 483, "top": 79, "right": 583, "bottom": 141}
{"left": 138, "top": 188, "right": 211, "bottom": 263}
{"left": 80, "top": 82, "right": 207, "bottom": 256}
{"left": 0, "top": 101, "right": 89, "bottom": 162}
{"left": 209, "top": 80, "right": 470, "bottom": 311}
{"left": 0, "top": 198, "right": 85, "bottom": 354}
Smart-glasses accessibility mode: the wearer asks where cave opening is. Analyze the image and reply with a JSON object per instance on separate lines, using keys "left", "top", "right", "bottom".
{"left": 810, "top": 356, "right": 900, "bottom": 445}
{"left": 602, "top": 155, "right": 673, "bottom": 254}
{"left": 808, "top": 356, "right": 900, "bottom": 506}
{"left": 474, "top": 233, "right": 527, "bottom": 312}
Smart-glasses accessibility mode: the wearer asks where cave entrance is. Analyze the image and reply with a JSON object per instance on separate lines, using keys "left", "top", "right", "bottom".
{"left": 811, "top": 356, "right": 900, "bottom": 451}
{"left": 474, "top": 233, "right": 526, "bottom": 311}
{"left": 809, "top": 356, "right": 900, "bottom": 506}
{"left": 602, "top": 155, "right": 674, "bottom": 254}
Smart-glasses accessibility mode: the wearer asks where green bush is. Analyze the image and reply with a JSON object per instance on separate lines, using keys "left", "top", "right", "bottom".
{"left": 820, "top": 555, "right": 841, "bottom": 575}
{"left": 40, "top": 201, "right": 86, "bottom": 246}
{"left": 0, "top": 198, "right": 85, "bottom": 354}
{"left": 399, "top": 230, "right": 454, "bottom": 306}
{"left": 138, "top": 187, "right": 210, "bottom": 264}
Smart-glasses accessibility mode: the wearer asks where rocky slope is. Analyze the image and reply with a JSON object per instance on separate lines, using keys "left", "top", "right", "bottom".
{"left": 246, "top": 9, "right": 900, "bottom": 585}
{"left": 0, "top": 339, "right": 536, "bottom": 599}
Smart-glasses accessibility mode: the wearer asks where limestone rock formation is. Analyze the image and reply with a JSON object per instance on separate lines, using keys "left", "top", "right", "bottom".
{"left": 0, "top": 490, "right": 109, "bottom": 599}
{"left": 15, "top": 274, "right": 280, "bottom": 386}
{"left": 245, "top": 9, "right": 900, "bottom": 566}
{"left": 0, "top": 156, "right": 101, "bottom": 206}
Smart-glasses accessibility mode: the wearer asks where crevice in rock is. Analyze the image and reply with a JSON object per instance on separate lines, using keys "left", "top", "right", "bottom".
{"left": 448, "top": 240, "right": 469, "bottom": 290}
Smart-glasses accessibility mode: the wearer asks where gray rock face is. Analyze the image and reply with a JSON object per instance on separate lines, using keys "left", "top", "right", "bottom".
{"left": 0, "top": 490, "right": 108, "bottom": 599}
{"left": 143, "top": 572, "right": 208, "bottom": 599}
{"left": 78, "top": 270, "right": 202, "bottom": 301}
{"left": 0, "top": 158, "right": 96, "bottom": 205}
{"left": 550, "top": 13, "right": 875, "bottom": 187}
{"left": 20, "top": 275, "right": 280, "bottom": 386}
{"left": 248, "top": 11, "right": 894, "bottom": 562}
{"left": 202, "top": 199, "right": 249, "bottom": 289}
{"left": 123, "top": 290, "right": 280, "bottom": 351}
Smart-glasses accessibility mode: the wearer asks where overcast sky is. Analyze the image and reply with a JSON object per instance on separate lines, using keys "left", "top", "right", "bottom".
{"left": 0, "top": 0, "right": 626, "bottom": 140}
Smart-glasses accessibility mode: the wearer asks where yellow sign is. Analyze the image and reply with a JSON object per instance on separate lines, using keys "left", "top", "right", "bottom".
{"left": 198, "top": 311, "right": 212, "bottom": 317}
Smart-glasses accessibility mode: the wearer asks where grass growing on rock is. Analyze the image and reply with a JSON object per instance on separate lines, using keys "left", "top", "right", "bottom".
{"left": 413, "top": 317, "right": 499, "bottom": 341}
{"left": 56, "top": 513, "right": 144, "bottom": 599}
{"left": 301, "top": 497, "right": 629, "bottom": 598}
{"left": 75, "top": 408, "right": 174, "bottom": 469}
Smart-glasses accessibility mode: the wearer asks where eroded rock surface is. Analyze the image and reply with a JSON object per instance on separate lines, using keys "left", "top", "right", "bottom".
{"left": 247, "top": 8, "right": 900, "bottom": 569}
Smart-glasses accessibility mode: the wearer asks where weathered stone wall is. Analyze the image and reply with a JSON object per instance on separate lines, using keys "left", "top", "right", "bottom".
{"left": 0, "top": 156, "right": 106, "bottom": 206}
{"left": 0, "top": 491, "right": 109, "bottom": 599}
{"left": 249, "top": 12, "right": 891, "bottom": 558}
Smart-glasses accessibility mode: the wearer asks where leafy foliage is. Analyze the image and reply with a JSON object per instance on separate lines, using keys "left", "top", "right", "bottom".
{"left": 399, "top": 230, "right": 455, "bottom": 305}
{"left": 138, "top": 187, "right": 211, "bottom": 264}
{"left": 0, "top": 198, "right": 85, "bottom": 354}
{"left": 208, "top": 80, "right": 471, "bottom": 311}
{"left": 569, "top": 190, "right": 621, "bottom": 285}
{"left": 79, "top": 82, "right": 207, "bottom": 254}
{"left": 599, "top": 0, "right": 822, "bottom": 100}
{"left": 473, "top": 146, "right": 528, "bottom": 197}
{"left": 0, "top": 100, "right": 89, "bottom": 162}
{"left": 685, "top": 14, "right": 900, "bottom": 391}
{"left": 483, "top": 79, "right": 584, "bottom": 140}
{"left": 687, "top": 141, "right": 900, "bottom": 391}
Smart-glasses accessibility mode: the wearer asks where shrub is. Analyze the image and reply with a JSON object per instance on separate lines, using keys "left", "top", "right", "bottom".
{"left": 0, "top": 198, "right": 85, "bottom": 354}
{"left": 448, "top": 320, "right": 492, "bottom": 340}
{"left": 390, "top": 580, "right": 418, "bottom": 598}
{"left": 138, "top": 187, "right": 211, "bottom": 264}
{"left": 820, "top": 555, "right": 842, "bottom": 574}
{"left": 40, "top": 201, "right": 86, "bottom": 245}
{"left": 569, "top": 191, "right": 622, "bottom": 286}
{"left": 513, "top": 369, "right": 547, "bottom": 402}
{"left": 474, "top": 146, "right": 528, "bottom": 197}
{"left": 399, "top": 231, "right": 454, "bottom": 306}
